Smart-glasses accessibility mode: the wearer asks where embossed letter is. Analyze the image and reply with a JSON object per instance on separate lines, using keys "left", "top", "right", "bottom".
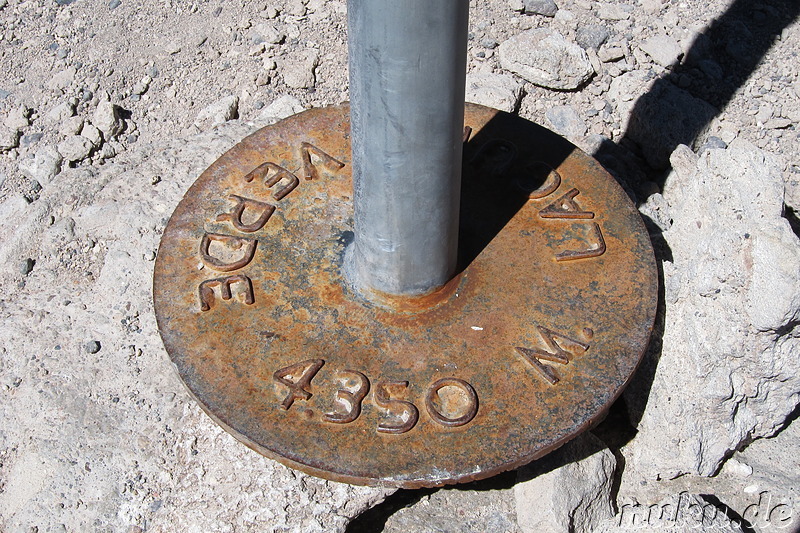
{"left": 216, "top": 195, "right": 276, "bottom": 233}
{"left": 300, "top": 142, "right": 345, "bottom": 181}
{"left": 199, "top": 233, "right": 258, "bottom": 272}
{"left": 556, "top": 223, "right": 606, "bottom": 261}
{"left": 425, "top": 378, "right": 478, "bottom": 427}
{"left": 539, "top": 188, "right": 594, "bottom": 219}
{"left": 243, "top": 162, "right": 299, "bottom": 201}
{"left": 198, "top": 275, "right": 255, "bottom": 312}
{"left": 516, "top": 326, "right": 590, "bottom": 385}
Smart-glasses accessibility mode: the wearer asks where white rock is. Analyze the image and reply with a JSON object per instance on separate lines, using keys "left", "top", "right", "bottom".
{"left": 4, "top": 106, "right": 30, "bottom": 131}
{"left": 515, "top": 433, "right": 616, "bottom": 533}
{"left": 17, "top": 145, "right": 63, "bottom": 184}
{"left": 623, "top": 140, "right": 800, "bottom": 479}
{"left": 48, "top": 67, "right": 77, "bottom": 91}
{"left": 80, "top": 123, "right": 103, "bottom": 147}
{"left": 640, "top": 34, "right": 683, "bottom": 67}
{"left": 193, "top": 95, "right": 239, "bottom": 130}
{"left": 93, "top": 100, "right": 123, "bottom": 139}
{"left": 465, "top": 72, "right": 523, "bottom": 112}
{"left": 255, "top": 95, "right": 305, "bottom": 125}
{"left": 251, "top": 23, "right": 285, "bottom": 44}
{"left": 282, "top": 49, "right": 319, "bottom": 89}
{"left": 59, "top": 115, "right": 85, "bottom": 137}
{"left": 499, "top": 28, "right": 594, "bottom": 90}
{"left": 45, "top": 101, "right": 76, "bottom": 123}
{"left": 57, "top": 135, "right": 94, "bottom": 162}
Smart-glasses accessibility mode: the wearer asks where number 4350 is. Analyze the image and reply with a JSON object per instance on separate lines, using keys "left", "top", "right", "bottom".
{"left": 273, "top": 359, "right": 479, "bottom": 434}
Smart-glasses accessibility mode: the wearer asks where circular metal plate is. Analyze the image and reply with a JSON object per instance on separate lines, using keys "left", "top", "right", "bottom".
{"left": 153, "top": 104, "right": 657, "bottom": 488}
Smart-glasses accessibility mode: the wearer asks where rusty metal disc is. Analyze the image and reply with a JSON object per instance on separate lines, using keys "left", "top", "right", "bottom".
{"left": 153, "top": 104, "right": 657, "bottom": 488}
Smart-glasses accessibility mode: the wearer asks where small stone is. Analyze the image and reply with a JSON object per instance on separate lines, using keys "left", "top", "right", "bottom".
{"left": 85, "top": 341, "right": 101, "bottom": 354}
{"left": 20, "top": 258, "right": 34, "bottom": 275}
{"left": 145, "top": 65, "right": 159, "bottom": 78}
{"left": 481, "top": 38, "right": 498, "bottom": 49}
{"left": 59, "top": 115, "right": 85, "bottom": 136}
{"left": 251, "top": 23, "right": 285, "bottom": 45}
{"left": 287, "top": 0, "right": 306, "bottom": 17}
{"left": 697, "top": 136, "right": 727, "bottom": 154}
{"left": 256, "top": 95, "right": 304, "bottom": 124}
{"left": 45, "top": 101, "right": 76, "bottom": 123}
{"left": 194, "top": 95, "right": 239, "bottom": 130}
{"left": 4, "top": 106, "right": 31, "bottom": 131}
{"left": 132, "top": 76, "right": 151, "bottom": 96}
{"left": 108, "top": 0, "right": 120, "bottom": 8}
{"left": 0, "top": 124, "right": 20, "bottom": 152}
{"left": 545, "top": 105, "right": 588, "bottom": 139}
{"left": 48, "top": 67, "right": 77, "bottom": 91}
{"left": 596, "top": 3, "right": 629, "bottom": 21}
{"left": 509, "top": 0, "right": 525, "bottom": 11}
{"left": 765, "top": 118, "right": 792, "bottom": 129}
{"left": 499, "top": 28, "right": 594, "bottom": 90}
{"left": 598, "top": 43, "right": 625, "bottom": 62}
{"left": 755, "top": 103, "right": 774, "bottom": 124}
{"left": 93, "top": 100, "right": 123, "bottom": 139}
{"left": 20, "top": 132, "right": 44, "bottom": 147}
{"left": 57, "top": 135, "right": 94, "bottom": 162}
{"left": 575, "top": 24, "right": 609, "bottom": 51}
{"left": 282, "top": 49, "right": 319, "bottom": 89}
{"left": 524, "top": 0, "right": 558, "bottom": 17}
{"left": 640, "top": 34, "right": 683, "bottom": 67}
{"left": 17, "top": 145, "right": 63, "bottom": 184}
{"left": 81, "top": 123, "right": 103, "bottom": 147}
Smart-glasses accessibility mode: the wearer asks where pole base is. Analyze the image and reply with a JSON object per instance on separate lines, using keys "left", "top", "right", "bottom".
{"left": 153, "top": 104, "right": 657, "bottom": 488}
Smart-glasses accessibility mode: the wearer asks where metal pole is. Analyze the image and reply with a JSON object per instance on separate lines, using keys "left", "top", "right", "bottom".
{"left": 347, "top": 0, "right": 469, "bottom": 297}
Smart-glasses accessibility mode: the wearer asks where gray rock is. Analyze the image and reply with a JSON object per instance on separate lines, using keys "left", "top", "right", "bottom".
{"left": 18, "top": 145, "right": 63, "bottom": 184}
{"left": 465, "top": 72, "right": 523, "bottom": 112}
{"left": 515, "top": 433, "right": 616, "bottom": 533}
{"left": 20, "top": 258, "right": 35, "bottom": 276}
{"left": 499, "top": 29, "right": 594, "bottom": 90}
{"left": 193, "top": 95, "right": 239, "bottom": 130}
{"left": 608, "top": 70, "right": 717, "bottom": 168}
{"left": 282, "top": 49, "right": 319, "bottom": 89}
{"left": 0, "top": 124, "right": 20, "bottom": 152}
{"left": 57, "top": 135, "right": 94, "bottom": 162}
{"left": 524, "top": 0, "right": 558, "bottom": 17}
{"left": 85, "top": 340, "right": 101, "bottom": 354}
{"left": 623, "top": 140, "right": 800, "bottom": 479}
{"left": 639, "top": 34, "right": 683, "bottom": 67}
{"left": 545, "top": 105, "right": 588, "bottom": 140}
{"left": 576, "top": 24, "right": 609, "bottom": 51}
{"left": 93, "top": 100, "right": 123, "bottom": 139}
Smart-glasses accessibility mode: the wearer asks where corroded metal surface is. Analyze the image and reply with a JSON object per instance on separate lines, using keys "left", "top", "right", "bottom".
{"left": 153, "top": 104, "right": 657, "bottom": 488}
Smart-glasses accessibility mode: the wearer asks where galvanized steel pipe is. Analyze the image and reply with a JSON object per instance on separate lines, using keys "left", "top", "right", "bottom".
{"left": 347, "top": 0, "right": 469, "bottom": 297}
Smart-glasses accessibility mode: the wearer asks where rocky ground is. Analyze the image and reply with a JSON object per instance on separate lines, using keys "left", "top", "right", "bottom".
{"left": 1, "top": 0, "right": 799, "bottom": 531}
